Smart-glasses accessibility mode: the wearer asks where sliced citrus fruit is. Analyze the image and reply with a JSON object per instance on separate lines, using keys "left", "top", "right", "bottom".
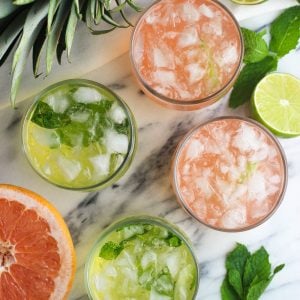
{"left": 252, "top": 73, "right": 300, "bottom": 137}
{"left": 231, "top": 0, "right": 266, "bottom": 4}
{"left": 0, "top": 184, "right": 76, "bottom": 299}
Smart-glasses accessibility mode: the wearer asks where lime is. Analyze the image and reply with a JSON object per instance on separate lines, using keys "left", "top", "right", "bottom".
{"left": 231, "top": 0, "right": 266, "bottom": 4}
{"left": 252, "top": 73, "right": 300, "bottom": 137}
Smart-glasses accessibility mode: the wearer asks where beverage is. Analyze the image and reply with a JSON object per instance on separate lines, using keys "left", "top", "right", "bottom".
{"left": 171, "top": 117, "right": 287, "bottom": 231}
{"left": 85, "top": 216, "right": 199, "bottom": 299}
{"left": 131, "top": 0, "right": 243, "bottom": 110}
{"left": 22, "top": 80, "right": 137, "bottom": 190}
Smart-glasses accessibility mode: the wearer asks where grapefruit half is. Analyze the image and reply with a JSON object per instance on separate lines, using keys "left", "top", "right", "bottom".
{"left": 0, "top": 184, "right": 76, "bottom": 299}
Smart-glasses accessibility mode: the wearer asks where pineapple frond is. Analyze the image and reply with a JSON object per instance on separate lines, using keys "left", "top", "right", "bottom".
{"left": 0, "top": 0, "right": 141, "bottom": 108}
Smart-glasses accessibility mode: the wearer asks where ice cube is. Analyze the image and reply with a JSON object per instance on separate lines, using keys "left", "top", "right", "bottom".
{"left": 70, "top": 111, "right": 90, "bottom": 123}
{"left": 220, "top": 44, "right": 238, "bottom": 66}
{"left": 153, "top": 70, "right": 176, "bottom": 87}
{"left": 180, "top": 3, "right": 200, "bottom": 22}
{"left": 153, "top": 47, "right": 175, "bottom": 69}
{"left": 94, "top": 274, "right": 107, "bottom": 291}
{"left": 134, "top": 34, "right": 144, "bottom": 65}
{"left": 104, "top": 265, "right": 117, "bottom": 278}
{"left": 221, "top": 207, "right": 247, "bottom": 229}
{"left": 45, "top": 94, "right": 70, "bottom": 114}
{"left": 105, "top": 129, "right": 129, "bottom": 154}
{"left": 165, "top": 250, "right": 181, "bottom": 279}
{"left": 247, "top": 171, "right": 267, "bottom": 202}
{"left": 150, "top": 288, "right": 172, "bottom": 300}
{"left": 73, "top": 87, "right": 102, "bottom": 103}
{"left": 141, "top": 251, "right": 157, "bottom": 270}
{"left": 185, "top": 63, "right": 205, "bottom": 83}
{"left": 198, "top": 4, "right": 214, "bottom": 18}
{"left": 202, "top": 18, "right": 223, "bottom": 36}
{"left": 186, "top": 139, "right": 204, "bottom": 159}
{"left": 178, "top": 27, "right": 199, "bottom": 48}
{"left": 32, "top": 126, "right": 60, "bottom": 148}
{"left": 57, "top": 156, "right": 81, "bottom": 181}
{"left": 269, "top": 175, "right": 281, "bottom": 184}
{"left": 109, "top": 104, "right": 126, "bottom": 124}
{"left": 90, "top": 154, "right": 110, "bottom": 176}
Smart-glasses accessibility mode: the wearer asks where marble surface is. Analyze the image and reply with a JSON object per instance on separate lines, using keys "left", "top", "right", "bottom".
{"left": 0, "top": 3, "right": 300, "bottom": 300}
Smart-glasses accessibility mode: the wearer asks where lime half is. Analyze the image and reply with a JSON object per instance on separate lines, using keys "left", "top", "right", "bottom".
{"left": 252, "top": 73, "right": 300, "bottom": 137}
{"left": 231, "top": 0, "right": 266, "bottom": 4}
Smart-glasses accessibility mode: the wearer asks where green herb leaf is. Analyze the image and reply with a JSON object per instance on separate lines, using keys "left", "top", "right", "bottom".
{"left": 229, "top": 55, "right": 278, "bottom": 108}
{"left": 226, "top": 243, "right": 250, "bottom": 275}
{"left": 242, "top": 27, "right": 269, "bottom": 63}
{"left": 270, "top": 6, "right": 300, "bottom": 58}
{"left": 246, "top": 279, "right": 271, "bottom": 300}
{"left": 166, "top": 234, "right": 182, "bottom": 248}
{"left": 228, "top": 269, "right": 243, "bottom": 299}
{"left": 99, "top": 241, "right": 124, "bottom": 260}
{"left": 31, "top": 102, "right": 70, "bottom": 129}
{"left": 243, "top": 247, "right": 271, "bottom": 291}
{"left": 274, "top": 264, "right": 285, "bottom": 274}
{"left": 221, "top": 276, "right": 240, "bottom": 300}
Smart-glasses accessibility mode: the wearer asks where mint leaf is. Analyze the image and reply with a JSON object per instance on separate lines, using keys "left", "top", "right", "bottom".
{"left": 229, "top": 55, "right": 278, "bottom": 108}
{"left": 221, "top": 276, "right": 240, "bottom": 300}
{"left": 246, "top": 279, "right": 271, "bottom": 300}
{"left": 270, "top": 6, "right": 300, "bottom": 58}
{"left": 274, "top": 264, "right": 285, "bottom": 274}
{"left": 166, "top": 232, "right": 182, "bottom": 248}
{"left": 226, "top": 243, "right": 250, "bottom": 275}
{"left": 99, "top": 241, "right": 124, "bottom": 260}
{"left": 228, "top": 269, "right": 243, "bottom": 298}
{"left": 242, "top": 28, "right": 269, "bottom": 63}
{"left": 243, "top": 247, "right": 271, "bottom": 293}
{"left": 31, "top": 102, "right": 70, "bottom": 129}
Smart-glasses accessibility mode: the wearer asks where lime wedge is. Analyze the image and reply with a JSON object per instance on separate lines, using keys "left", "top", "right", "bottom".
{"left": 252, "top": 73, "right": 300, "bottom": 137}
{"left": 231, "top": 0, "right": 266, "bottom": 4}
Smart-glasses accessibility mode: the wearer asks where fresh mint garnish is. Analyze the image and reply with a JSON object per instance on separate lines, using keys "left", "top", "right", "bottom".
{"left": 99, "top": 241, "right": 124, "bottom": 260}
{"left": 230, "top": 5, "right": 300, "bottom": 108}
{"left": 270, "top": 6, "right": 300, "bottom": 58}
{"left": 229, "top": 56, "right": 278, "bottom": 108}
{"left": 221, "top": 243, "right": 285, "bottom": 300}
{"left": 242, "top": 28, "right": 269, "bottom": 63}
{"left": 166, "top": 233, "right": 182, "bottom": 248}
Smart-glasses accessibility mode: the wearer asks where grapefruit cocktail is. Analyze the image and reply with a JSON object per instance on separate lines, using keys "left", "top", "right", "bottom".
{"left": 131, "top": 0, "right": 243, "bottom": 110}
{"left": 172, "top": 117, "right": 287, "bottom": 231}
{"left": 85, "top": 216, "right": 199, "bottom": 299}
{"left": 22, "top": 80, "right": 137, "bottom": 190}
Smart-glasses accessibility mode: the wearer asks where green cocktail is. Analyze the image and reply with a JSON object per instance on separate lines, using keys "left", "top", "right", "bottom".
{"left": 85, "top": 216, "right": 199, "bottom": 299}
{"left": 22, "top": 79, "right": 137, "bottom": 190}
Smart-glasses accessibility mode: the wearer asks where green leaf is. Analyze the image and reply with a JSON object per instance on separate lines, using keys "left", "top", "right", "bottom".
{"left": 47, "top": 0, "right": 60, "bottom": 33}
{"left": 226, "top": 243, "right": 250, "bottom": 275}
{"left": 31, "top": 102, "right": 70, "bottom": 129}
{"left": 0, "top": 0, "right": 17, "bottom": 19}
{"left": 46, "top": 0, "right": 70, "bottom": 74}
{"left": 166, "top": 233, "right": 182, "bottom": 248}
{"left": 125, "top": 0, "right": 142, "bottom": 12}
{"left": 243, "top": 247, "right": 271, "bottom": 293}
{"left": 221, "top": 276, "right": 240, "bottom": 300}
{"left": 11, "top": 1, "right": 48, "bottom": 107}
{"left": 0, "top": 10, "right": 27, "bottom": 65}
{"left": 241, "top": 27, "right": 269, "bottom": 63}
{"left": 99, "top": 241, "right": 124, "bottom": 260}
{"left": 246, "top": 279, "right": 271, "bottom": 300}
{"left": 229, "top": 55, "right": 278, "bottom": 108}
{"left": 32, "top": 23, "right": 47, "bottom": 77}
{"left": 274, "top": 264, "right": 285, "bottom": 274}
{"left": 228, "top": 269, "right": 243, "bottom": 299}
{"left": 65, "top": 2, "right": 78, "bottom": 59}
{"left": 270, "top": 6, "right": 300, "bottom": 58}
{"left": 13, "top": 0, "right": 35, "bottom": 5}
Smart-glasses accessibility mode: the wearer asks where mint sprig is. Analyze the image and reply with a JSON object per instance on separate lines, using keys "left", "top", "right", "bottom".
{"left": 221, "top": 243, "right": 285, "bottom": 300}
{"left": 230, "top": 5, "right": 300, "bottom": 108}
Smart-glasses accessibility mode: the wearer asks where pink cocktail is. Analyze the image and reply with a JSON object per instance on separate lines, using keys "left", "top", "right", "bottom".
{"left": 171, "top": 117, "right": 287, "bottom": 231}
{"left": 131, "top": 0, "right": 243, "bottom": 110}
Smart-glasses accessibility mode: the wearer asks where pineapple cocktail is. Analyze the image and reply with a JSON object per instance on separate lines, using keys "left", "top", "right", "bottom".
{"left": 23, "top": 80, "right": 136, "bottom": 190}
{"left": 131, "top": 0, "right": 243, "bottom": 110}
{"left": 85, "top": 216, "right": 199, "bottom": 299}
{"left": 172, "top": 117, "right": 287, "bottom": 231}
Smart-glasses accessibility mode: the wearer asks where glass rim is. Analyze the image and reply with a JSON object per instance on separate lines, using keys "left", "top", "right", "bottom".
{"left": 130, "top": 0, "right": 244, "bottom": 106}
{"left": 22, "top": 79, "right": 137, "bottom": 191}
{"left": 84, "top": 214, "right": 200, "bottom": 299}
{"left": 171, "top": 116, "right": 288, "bottom": 232}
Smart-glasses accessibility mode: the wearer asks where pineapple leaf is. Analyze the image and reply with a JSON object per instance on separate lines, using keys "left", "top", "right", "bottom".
{"left": 100, "top": 2, "right": 128, "bottom": 28}
{"left": 13, "top": 0, "right": 36, "bottom": 5}
{"left": 48, "top": 0, "right": 60, "bottom": 33}
{"left": 32, "top": 22, "right": 47, "bottom": 77}
{"left": 46, "top": 0, "right": 70, "bottom": 74}
{"left": 115, "top": 0, "right": 132, "bottom": 26}
{"left": 0, "top": 0, "right": 17, "bottom": 19}
{"left": 65, "top": 2, "right": 78, "bottom": 59}
{"left": 11, "top": 1, "right": 48, "bottom": 107}
{"left": 0, "top": 10, "right": 27, "bottom": 64}
{"left": 91, "top": 26, "right": 115, "bottom": 35}
{"left": 125, "top": 0, "right": 142, "bottom": 12}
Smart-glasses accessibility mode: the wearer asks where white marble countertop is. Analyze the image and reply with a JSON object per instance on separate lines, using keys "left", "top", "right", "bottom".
{"left": 0, "top": 2, "right": 300, "bottom": 300}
